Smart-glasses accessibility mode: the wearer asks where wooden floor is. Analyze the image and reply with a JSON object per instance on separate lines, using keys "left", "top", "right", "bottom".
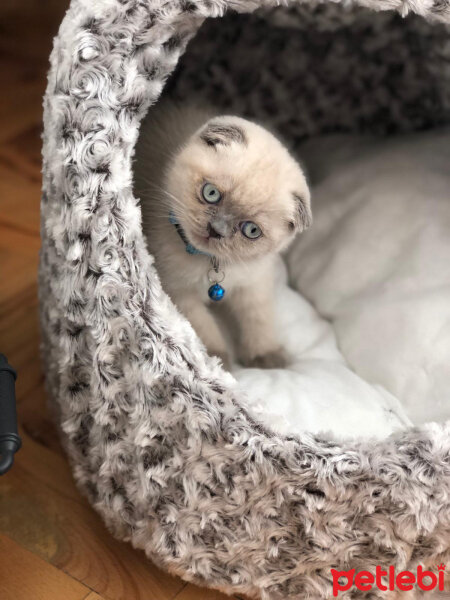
{"left": 0, "top": 2, "right": 230, "bottom": 599}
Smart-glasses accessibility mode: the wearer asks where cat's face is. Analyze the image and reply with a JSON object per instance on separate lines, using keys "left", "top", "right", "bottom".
{"left": 165, "top": 116, "right": 311, "bottom": 265}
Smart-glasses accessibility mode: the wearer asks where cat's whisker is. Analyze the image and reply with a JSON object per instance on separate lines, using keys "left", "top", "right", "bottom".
{"left": 138, "top": 180, "right": 185, "bottom": 207}
{"left": 141, "top": 190, "right": 185, "bottom": 211}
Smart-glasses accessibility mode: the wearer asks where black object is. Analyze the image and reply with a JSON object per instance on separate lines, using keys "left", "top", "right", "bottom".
{"left": 0, "top": 354, "right": 21, "bottom": 475}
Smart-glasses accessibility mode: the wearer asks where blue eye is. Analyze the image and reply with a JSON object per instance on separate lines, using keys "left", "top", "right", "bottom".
{"left": 241, "top": 221, "right": 262, "bottom": 239}
{"left": 202, "top": 183, "right": 222, "bottom": 204}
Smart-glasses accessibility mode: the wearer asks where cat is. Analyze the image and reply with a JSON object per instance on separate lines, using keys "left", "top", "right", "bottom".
{"left": 134, "top": 103, "right": 311, "bottom": 370}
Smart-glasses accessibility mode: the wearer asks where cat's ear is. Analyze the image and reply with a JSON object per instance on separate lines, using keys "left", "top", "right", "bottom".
{"left": 200, "top": 120, "right": 247, "bottom": 148}
{"left": 292, "top": 193, "right": 312, "bottom": 231}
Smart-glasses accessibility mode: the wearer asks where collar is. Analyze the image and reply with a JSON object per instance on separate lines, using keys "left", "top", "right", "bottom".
{"left": 169, "top": 212, "right": 225, "bottom": 301}
{"left": 169, "top": 212, "right": 211, "bottom": 257}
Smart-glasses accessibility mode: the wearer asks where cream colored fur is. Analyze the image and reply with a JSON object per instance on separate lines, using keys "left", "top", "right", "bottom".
{"left": 134, "top": 103, "right": 311, "bottom": 369}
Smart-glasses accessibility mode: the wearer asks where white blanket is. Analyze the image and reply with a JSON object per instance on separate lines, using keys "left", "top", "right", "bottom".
{"left": 233, "top": 129, "right": 450, "bottom": 440}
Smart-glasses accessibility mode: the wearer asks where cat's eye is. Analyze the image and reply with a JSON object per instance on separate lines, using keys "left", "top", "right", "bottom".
{"left": 241, "top": 221, "right": 262, "bottom": 240}
{"left": 202, "top": 183, "right": 222, "bottom": 204}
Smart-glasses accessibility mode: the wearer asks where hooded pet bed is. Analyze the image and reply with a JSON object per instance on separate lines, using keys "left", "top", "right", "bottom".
{"left": 40, "top": 1, "right": 450, "bottom": 598}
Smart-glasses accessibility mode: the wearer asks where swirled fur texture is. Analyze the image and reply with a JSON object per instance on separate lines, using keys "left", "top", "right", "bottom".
{"left": 40, "top": 1, "right": 450, "bottom": 598}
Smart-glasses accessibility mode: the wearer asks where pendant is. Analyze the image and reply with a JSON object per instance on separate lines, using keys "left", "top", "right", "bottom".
{"left": 207, "top": 257, "right": 225, "bottom": 302}
{"left": 208, "top": 283, "right": 225, "bottom": 301}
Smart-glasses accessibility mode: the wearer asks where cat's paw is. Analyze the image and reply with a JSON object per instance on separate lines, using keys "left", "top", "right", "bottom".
{"left": 241, "top": 348, "right": 289, "bottom": 369}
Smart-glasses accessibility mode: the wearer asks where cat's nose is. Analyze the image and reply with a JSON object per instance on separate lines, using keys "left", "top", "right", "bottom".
{"left": 208, "top": 217, "right": 231, "bottom": 239}
{"left": 207, "top": 222, "right": 223, "bottom": 239}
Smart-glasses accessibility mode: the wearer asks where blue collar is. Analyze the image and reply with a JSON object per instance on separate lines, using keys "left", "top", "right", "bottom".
{"left": 169, "top": 213, "right": 226, "bottom": 301}
{"left": 169, "top": 212, "right": 211, "bottom": 257}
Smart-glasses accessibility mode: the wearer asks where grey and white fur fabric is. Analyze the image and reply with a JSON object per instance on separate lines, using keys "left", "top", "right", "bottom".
{"left": 40, "top": 1, "right": 450, "bottom": 599}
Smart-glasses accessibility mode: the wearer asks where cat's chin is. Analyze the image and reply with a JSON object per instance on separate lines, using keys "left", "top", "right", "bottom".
{"left": 186, "top": 229, "right": 224, "bottom": 256}
{"left": 183, "top": 226, "right": 235, "bottom": 263}
{"left": 188, "top": 231, "right": 210, "bottom": 250}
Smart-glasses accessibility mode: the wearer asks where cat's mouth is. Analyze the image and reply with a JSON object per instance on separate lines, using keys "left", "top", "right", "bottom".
{"left": 192, "top": 230, "right": 221, "bottom": 247}
{"left": 189, "top": 230, "right": 230, "bottom": 260}
{"left": 184, "top": 223, "right": 220, "bottom": 245}
{"left": 179, "top": 222, "right": 207, "bottom": 247}
{"left": 180, "top": 218, "right": 228, "bottom": 256}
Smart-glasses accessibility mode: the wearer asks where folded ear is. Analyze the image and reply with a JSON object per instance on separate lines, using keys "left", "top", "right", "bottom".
{"left": 293, "top": 193, "right": 313, "bottom": 231}
{"left": 200, "top": 120, "right": 247, "bottom": 148}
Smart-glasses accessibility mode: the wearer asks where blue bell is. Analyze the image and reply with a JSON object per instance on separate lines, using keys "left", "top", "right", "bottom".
{"left": 208, "top": 283, "right": 225, "bottom": 301}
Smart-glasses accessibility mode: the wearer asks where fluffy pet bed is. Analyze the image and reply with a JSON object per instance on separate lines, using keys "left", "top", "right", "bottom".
{"left": 40, "top": 1, "right": 450, "bottom": 598}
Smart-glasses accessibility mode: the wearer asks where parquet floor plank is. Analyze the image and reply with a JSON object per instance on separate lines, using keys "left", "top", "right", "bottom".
{"left": 174, "top": 583, "right": 236, "bottom": 600}
{"left": 0, "top": 429, "right": 185, "bottom": 600}
{"left": 0, "top": 534, "right": 92, "bottom": 600}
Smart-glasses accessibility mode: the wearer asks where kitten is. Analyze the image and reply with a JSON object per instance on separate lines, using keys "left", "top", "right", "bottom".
{"left": 134, "top": 103, "right": 311, "bottom": 370}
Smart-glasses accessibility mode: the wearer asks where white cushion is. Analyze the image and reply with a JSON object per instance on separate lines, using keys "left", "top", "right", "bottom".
{"left": 234, "top": 129, "right": 450, "bottom": 439}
